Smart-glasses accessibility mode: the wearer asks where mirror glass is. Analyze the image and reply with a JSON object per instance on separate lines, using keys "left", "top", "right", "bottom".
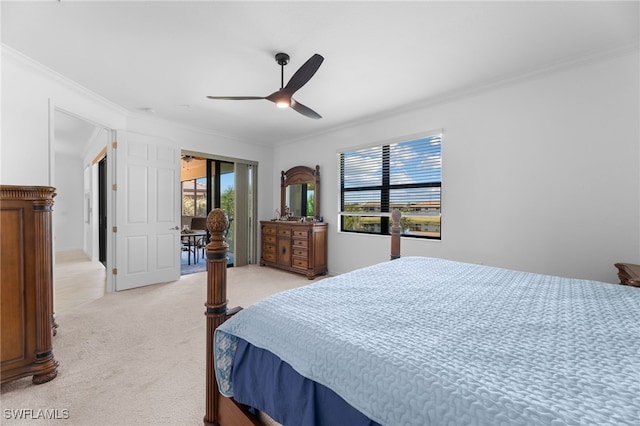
{"left": 286, "top": 183, "right": 315, "bottom": 217}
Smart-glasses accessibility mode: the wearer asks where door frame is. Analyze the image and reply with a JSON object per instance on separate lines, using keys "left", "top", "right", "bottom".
{"left": 98, "top": 156, "right": 107, "bottom": 267}
{"left": 49, "top": 103, "right": 117, "bottom": 293}
{"left": 181, "top": 150, "right": 258, "bottom": 267}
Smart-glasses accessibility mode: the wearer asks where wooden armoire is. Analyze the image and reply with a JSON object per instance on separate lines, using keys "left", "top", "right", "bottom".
{"left": 1, "top": 185, "right": 59, "bottom": 384}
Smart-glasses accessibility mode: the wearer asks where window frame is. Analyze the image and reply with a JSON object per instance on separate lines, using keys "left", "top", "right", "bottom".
{"left": 181, "top": 177, "right": 208, "bottom": 217}
{"left": 338, "top": 131, "right": 442, "bottom": 240}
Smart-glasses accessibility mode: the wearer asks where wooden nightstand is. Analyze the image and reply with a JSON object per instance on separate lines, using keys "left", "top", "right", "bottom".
{"left": 614, "top": 263, "right": 640, "bottom": 287}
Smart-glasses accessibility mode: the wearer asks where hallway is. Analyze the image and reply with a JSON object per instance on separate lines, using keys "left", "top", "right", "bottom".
{"left": 54, "top": 250, "right": 105, "bottom": 314}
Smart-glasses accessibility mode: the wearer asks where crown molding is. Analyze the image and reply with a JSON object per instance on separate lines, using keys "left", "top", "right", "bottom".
{"left": 2, "top": 43, "right": 129, "bottom": 117}
{"left": 278, "top": 41, "right": 640, "bottom": 147}
{"left": 1, "top": 43, "right": 248, "bottom": 144}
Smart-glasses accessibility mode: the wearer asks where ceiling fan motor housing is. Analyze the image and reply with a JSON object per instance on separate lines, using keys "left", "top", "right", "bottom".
{"left": 275, "top": 52, "right": 290, "bottom": 66}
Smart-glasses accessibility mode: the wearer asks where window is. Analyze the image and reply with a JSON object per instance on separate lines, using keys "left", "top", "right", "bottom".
{"left": 339, "top": 133, "right": 442, "bottom": 239}
{"left": 181, "top": 177, "right": 207, "bottom": 217}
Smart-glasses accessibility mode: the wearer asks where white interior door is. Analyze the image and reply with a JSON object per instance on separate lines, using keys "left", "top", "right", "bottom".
{"left": 113, "top": 131, "right": 181, "bottom": 291}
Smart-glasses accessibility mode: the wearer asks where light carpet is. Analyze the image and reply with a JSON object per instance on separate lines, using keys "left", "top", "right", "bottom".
{"left": 1, "top": 265, "right": 317, "bottom": 425}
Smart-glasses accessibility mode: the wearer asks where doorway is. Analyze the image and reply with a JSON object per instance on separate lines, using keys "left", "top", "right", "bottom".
{"left": 180, "top": 155, "right": 236, "bottom": 273}
{"left": 52, "top": 109, "right": 109, "bottom": 307}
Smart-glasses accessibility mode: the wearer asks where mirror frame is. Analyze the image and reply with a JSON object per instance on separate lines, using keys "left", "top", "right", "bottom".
{"left": 281, "top": 165, "right": 320, "bottom": 220}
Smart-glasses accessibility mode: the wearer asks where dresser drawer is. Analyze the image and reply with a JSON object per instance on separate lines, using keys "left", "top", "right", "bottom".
{"left": 292, "top": 258, "right": 308, "bottom": 269}
{"left": 292, "top": 238, "right": 308, "bottom": 248}
{"left": 263, "top": 243, "right": 275, "bottom": 253}
{"left": 292, "top": 247, "right": 307, "bottom": 257}
{"left": 263, "top": 234, "right": 276, "bottom": 244}
{"left": 263, "top": 225, "right": 276, "bottom": 235}
{"left": 263, "top": 252, "right": 276, "bottom": 263}
{"left": 293, "top": 229, "right": 308, "bottom": 238}
{"left": 277, "top": 228, "right": 291, "bottom": 237}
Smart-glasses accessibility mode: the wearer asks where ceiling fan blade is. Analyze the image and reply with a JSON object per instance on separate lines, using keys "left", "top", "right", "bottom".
{"left": 206, "top": 96, "right": 266, "bottom": 100}
{"left": 282, "top": 54, "right": 324, "bottom": 95}
{"left": 290, "top": 99, "right": 322, "bottom": 120}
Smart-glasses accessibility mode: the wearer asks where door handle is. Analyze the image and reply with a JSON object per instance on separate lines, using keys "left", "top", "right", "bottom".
{"left": 170, "top": 226, "right": 179, "bottom": 230}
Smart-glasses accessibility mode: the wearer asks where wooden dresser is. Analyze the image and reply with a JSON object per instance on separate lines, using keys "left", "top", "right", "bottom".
{"left": 260, "top": 221, "right": 327, "bottom": 279}
{"left": 1, "top": 185, "right": 59, "bottom": 384}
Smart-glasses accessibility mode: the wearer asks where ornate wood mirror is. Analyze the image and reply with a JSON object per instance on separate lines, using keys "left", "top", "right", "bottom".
{"left": 280, "top": 165, "right": 320, "bottom": 220}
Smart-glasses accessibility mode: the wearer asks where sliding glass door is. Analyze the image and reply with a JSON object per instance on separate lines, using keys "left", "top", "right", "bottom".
{"left": 209, "top": 160, "right": 235, "bottom": 265}
{"left": 181, "top": 154, "right": 256, "bottom": 269}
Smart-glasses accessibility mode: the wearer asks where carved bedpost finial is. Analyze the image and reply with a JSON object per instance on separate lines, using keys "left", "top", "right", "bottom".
{"left": 390, "top": 209, "right": 401, "bottom": 260}
{"left": 206, "top": 208, "right": 229, "bottom": 250}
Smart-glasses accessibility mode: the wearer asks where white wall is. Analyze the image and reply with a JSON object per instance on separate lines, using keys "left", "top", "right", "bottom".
{"left": 53, "top": 151, "right": 85, "bottom": 251}
{"left": 1, "top": 47, "right": 127, "bottom": 186}
{"left": 273, "top": 49, "right": 640, "bottom": 283}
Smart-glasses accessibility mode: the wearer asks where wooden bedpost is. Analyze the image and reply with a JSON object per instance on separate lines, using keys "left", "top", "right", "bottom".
{"left": 204, "top": 209, "right": 229, "bottom": 426}
{"left": 390, "top": 209, "right": 401, "bottom": 260}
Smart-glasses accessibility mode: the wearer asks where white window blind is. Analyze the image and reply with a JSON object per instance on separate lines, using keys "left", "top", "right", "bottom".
{"left": 339, "top": 133, "right": 442, "bottom": 239}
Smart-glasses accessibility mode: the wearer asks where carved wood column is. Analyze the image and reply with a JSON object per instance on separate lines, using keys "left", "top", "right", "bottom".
{"left": 32, "top": 192, "right": 59, "bottom": 384}
{"left": 204, "top": 209, "right": 229, "bottom": 426}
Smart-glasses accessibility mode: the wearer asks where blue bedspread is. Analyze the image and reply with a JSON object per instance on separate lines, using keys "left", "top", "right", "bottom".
{"left": 230, "top": 337, "right": 382, "bottom": 425}
{"left": 215, "top": 257, "right": 640, "bottom": 425}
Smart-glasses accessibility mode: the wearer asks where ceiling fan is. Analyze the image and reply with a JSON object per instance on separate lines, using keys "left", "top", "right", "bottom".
{"left": 207, "top": 52, "right": 324, "bottom": 119}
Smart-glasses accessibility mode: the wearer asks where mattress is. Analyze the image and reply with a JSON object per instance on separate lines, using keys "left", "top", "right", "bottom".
{"left": 215, "top": 257, "right": 640, "bottom": 425}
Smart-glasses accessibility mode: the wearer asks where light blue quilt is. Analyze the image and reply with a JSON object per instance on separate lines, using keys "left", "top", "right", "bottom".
{"left": 215, "top": 257, "right": 640, "bottom": 425}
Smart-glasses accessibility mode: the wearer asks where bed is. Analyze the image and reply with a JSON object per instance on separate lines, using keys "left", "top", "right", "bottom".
{"left": 203, "top": 209, "right": 640, "bottom": 426}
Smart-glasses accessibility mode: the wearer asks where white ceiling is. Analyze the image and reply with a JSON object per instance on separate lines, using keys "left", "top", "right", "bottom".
{"left": 2, "top": 1, "right": 638, "bottom": 147}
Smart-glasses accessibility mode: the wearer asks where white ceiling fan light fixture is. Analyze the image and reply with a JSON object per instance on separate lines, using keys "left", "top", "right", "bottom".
{"left": 275, "top": 96, "right": 291, "bottom": 108}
